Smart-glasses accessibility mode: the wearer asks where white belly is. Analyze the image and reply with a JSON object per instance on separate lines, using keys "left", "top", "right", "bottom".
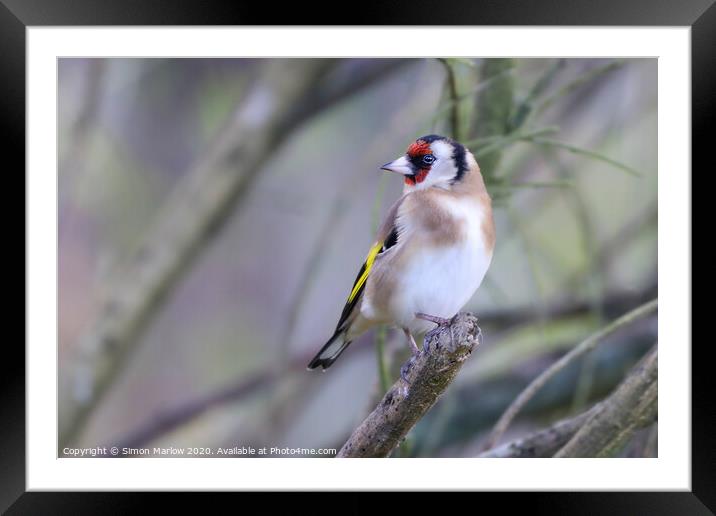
{"left": 391, "top": 232, "right": 492, "bottom": 335}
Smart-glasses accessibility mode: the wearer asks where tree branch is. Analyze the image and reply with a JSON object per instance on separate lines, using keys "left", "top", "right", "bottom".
{"left": 337, "top": 313, "right": 481, "bottom": 458}
{"left": 480, "top": 298, "right": 657, "bottom": 452}
{"left": 478, "top": 405, "right": 598, "bottom": 458}
{"left": 480, "top": 345, "right": 657, "bottom": 458}
{"left": 555, "top": 344, "right": 657, "bottom": 457}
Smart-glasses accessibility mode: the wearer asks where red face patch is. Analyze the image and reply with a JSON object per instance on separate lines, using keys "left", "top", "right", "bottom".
{"left": 405, "top": 139, "right": 432, "bottom": 186}
{"left": 404, "top": 169, "right": 429, "bottom": 186}
{"left": 407, "top": 139, "right": 431, "bottom": 159}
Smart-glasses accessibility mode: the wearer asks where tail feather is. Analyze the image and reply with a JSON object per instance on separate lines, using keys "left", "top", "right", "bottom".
{"left": 307, "top": 329, "right": 352, "bottom": 370}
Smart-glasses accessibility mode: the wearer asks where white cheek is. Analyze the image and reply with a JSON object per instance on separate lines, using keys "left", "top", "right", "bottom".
{"left": 426, "top": 161, "right": 457, "bottom": 186}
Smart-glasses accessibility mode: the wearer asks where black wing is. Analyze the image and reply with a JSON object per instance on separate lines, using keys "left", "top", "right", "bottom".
{"left": 333, "top": 225, "right": 400, "bottom": 332}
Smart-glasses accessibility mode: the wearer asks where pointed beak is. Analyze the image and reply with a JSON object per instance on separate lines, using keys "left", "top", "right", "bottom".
{"left": 380, "top": 155, "right": 414, "bottom": 176}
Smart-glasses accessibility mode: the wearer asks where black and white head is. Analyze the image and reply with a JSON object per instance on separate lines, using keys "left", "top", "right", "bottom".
{"left": 381, "top": 135, "right": 471, "bottom": 190}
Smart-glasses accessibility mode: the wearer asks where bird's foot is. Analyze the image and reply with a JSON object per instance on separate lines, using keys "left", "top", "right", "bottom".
{"left": 416, "top": 312, "right": 457, "bottom": 354}
{"left": 415, "top": 312, "right": 455, "bottom": 327}
{"left": 403, "top": 327, "right": 420, "bottom": 355}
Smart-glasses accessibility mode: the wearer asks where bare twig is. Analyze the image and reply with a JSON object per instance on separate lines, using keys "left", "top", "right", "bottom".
{"left": 525, "top": 136, "right": 641, "bottom": 177}
{"left": 555, "top": 344, "right": 658, "bottom": 457}
{"left": 337, "top": 313, "right": 481, "bottom": 458}
{"left": 478, "top": 405, "right": 599, "bottom": 458}
{"left": 466, "top": 126, "right": 559, "bottom": 158}
{"left": 480, "top": 298, "right": 658, "bottom": 452}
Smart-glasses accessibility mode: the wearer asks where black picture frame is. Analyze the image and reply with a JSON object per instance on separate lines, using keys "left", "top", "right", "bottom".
{"left": 6, "top": 0, "right": 710, "bottom": 511}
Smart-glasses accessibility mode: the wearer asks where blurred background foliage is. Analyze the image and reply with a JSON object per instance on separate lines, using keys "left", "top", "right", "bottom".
{"left": 58, "top": 58, "right": 657, "bottom": 457}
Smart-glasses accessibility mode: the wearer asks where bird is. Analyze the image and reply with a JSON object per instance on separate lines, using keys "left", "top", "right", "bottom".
{"left": 307, "top": 134, "right": 495, "bottom": 373}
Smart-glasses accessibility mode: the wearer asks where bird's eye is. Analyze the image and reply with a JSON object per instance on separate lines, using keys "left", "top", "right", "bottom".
{"left": 422, "top": 154, "right": 435, "bottom": 165}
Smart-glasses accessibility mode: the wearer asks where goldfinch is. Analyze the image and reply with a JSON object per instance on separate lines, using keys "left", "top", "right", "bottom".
{"left": 307, "top": 135, "right": 495, "bottom": 371}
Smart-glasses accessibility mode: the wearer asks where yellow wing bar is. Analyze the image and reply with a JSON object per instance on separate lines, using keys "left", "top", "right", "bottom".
{"left": 348, "top": 241, "right": 383, "bottom": 303}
